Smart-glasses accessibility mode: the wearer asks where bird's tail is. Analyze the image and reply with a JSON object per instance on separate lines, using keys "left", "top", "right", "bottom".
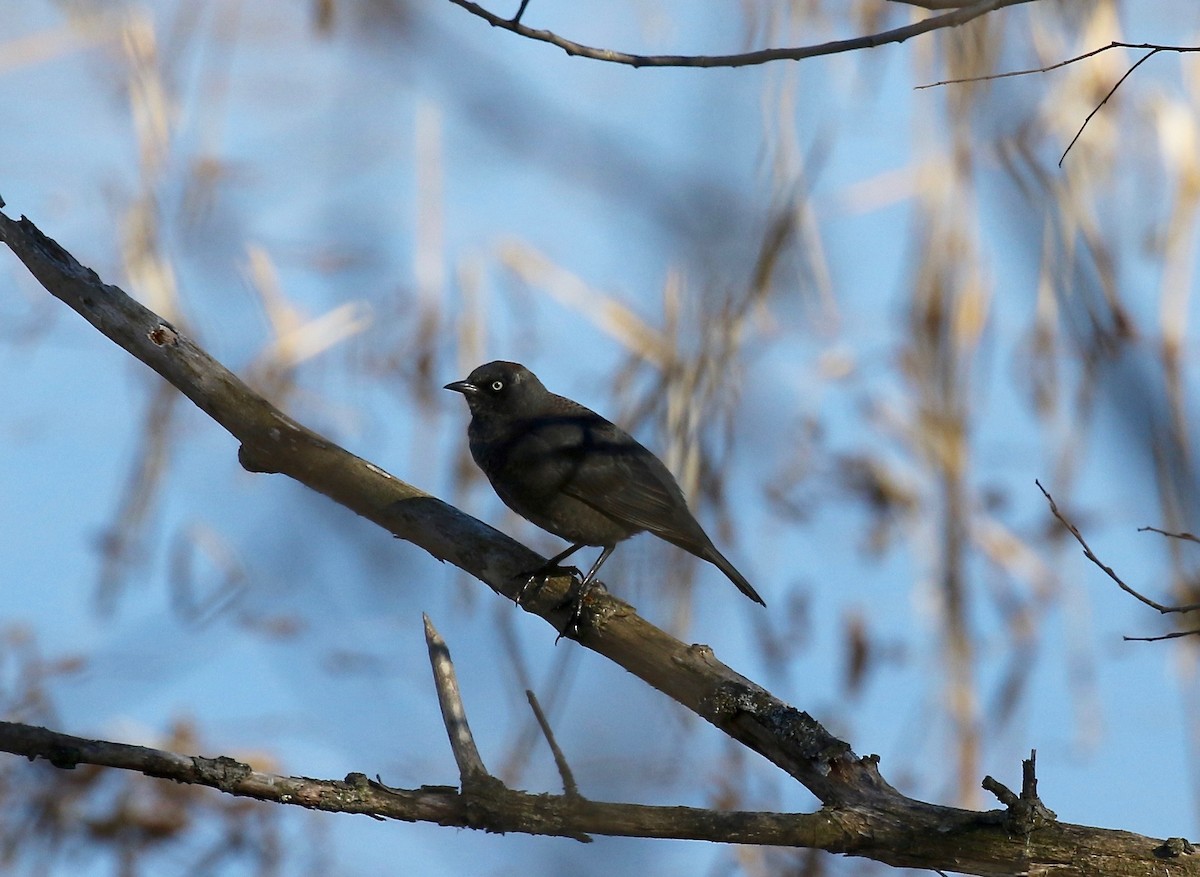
{"left": 708, "top": 548, "right": 766, "bottom": 606}
{"left": 691, "top": 542, "right": 763, "bottom": 604}
{"left": 655, "top": 528, "right": 766, "bottom": 606}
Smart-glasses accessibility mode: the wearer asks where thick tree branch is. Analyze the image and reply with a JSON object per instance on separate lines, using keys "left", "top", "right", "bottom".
{"left": 3, "top": 209, "right": 1198, "bottom": 874}
{"left": 445, "top": 0, "right": 1040, "bottom": 69}
{"left": 0, "top": 720, "right": 835, "bottom": 845}
{"left": 0, "top": 704, "right": 1191, "bottom": 873}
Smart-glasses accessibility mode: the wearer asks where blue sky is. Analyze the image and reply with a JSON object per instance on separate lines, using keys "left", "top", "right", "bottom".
{"left": 2, "top": 2, "right": 1198, "bottom": 875}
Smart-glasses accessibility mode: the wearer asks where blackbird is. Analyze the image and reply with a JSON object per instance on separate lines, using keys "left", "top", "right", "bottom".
{"left": 445, "top": 360, "right": 765, "bottom": 606}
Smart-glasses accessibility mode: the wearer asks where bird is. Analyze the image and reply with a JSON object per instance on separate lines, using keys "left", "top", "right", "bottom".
{"left": 444, "top": 360, "right": 765, "bottom": 606}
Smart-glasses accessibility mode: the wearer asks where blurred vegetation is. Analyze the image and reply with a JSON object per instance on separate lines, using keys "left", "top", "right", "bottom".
{"left": 1, "top": 1, "right": 1197, "bottom": 874}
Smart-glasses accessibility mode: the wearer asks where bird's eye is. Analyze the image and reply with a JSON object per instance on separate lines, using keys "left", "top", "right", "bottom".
{"left": 491, "top": 380, "right": 504, "bottom": 392}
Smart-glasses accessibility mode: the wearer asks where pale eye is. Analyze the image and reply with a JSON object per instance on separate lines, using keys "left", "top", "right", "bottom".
{"left": 491, "top": 380, "right": 504, "bottom": 392}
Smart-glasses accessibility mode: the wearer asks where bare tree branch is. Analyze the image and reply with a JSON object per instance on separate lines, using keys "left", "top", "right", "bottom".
{"left": 0, "top": 720, "right": 827, "bottom": 844}
{"left": 0, "top": 714, "right": 1191, "bottom": 874}
{"left": 1038, "top": 480, "right": 1200, "bottom": 631}
{"left": 887, "top": 0, "right": 977, "bottom": 8}
{"left": 1057, "top": 49, "right": 1161, "bottom": 167}
{"left": 918, "top": 42, "right": 1200, "bottom": 165}
{"left": 981, "top": 751, "right": 1056, "bottom": 834}
{"left": 445, "top": 0, "right": 1040, "bottom": 69}
{"left": 524, "top": 688, "right": 580, "bottom": 799}
{"left": 3, "top": 209, "right": 1198, "bottom": 874}
{"left": 1139, "top": 525, "right": 1200, "bottom": 546}
{"left": 1124, "top": 629, "right": 1200, "bottom": 643}
{"left": 421, "top": 614, "right": 592, "bottom": 842}
{"left": 918, "top": 41, "right": 1200, "bottom": 89}
{"left": 424, "top": 614, "right": 491, "bottom": 786}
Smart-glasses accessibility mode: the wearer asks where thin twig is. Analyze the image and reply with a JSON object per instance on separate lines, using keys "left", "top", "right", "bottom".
{"left": 446, "top": 0, "right": 1038, "bottom": 69}
{"left": 918, "top": 41, "right": 1200, "bottom": 167}
{"left": 1139, "top": 525, "right": 1200, "bottom": 545}
{"left": 1124, "top": 629, "right": 1200, "bottom": 643}
{"left": 1037, "top": 480, "right": 1185, "bottom": 614}
{"left": 424, "top": 614, "right": 490, "bottom": 784}
{"left": 1058, "top": 49, "right": 1160, "bottom": 167}
{"left": 888, "top": 0, "right": 973, "bottom": 8}
{"left": 917, "top": 41, "right": 1200, "bottom": 89}
{"left": 525, "top": 689, "right": 580, "bottom": 799}
{"left": 1038, "top": 481, "right": 1200, "bottom": 644}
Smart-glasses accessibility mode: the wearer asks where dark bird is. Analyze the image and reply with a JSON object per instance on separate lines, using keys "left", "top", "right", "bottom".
{"left": 445, "top": 361, "right": 765, "bottom": 606}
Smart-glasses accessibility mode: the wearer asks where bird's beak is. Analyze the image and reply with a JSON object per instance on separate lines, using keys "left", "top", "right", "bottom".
{"left": 444, "top": 379, "right": 479, "bottom": 395}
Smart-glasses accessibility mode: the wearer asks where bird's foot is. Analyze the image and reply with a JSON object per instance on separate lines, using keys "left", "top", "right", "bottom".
{"left": 556, "top": 578, "right": 608, "bottom": 643}
{"left": 515, "top": 563, "right": 583, "bottom": 607}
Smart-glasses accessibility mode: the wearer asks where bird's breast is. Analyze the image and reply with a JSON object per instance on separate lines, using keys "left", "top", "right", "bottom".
{"left": 466, "top": 415, "right": 640, "bottom": 545}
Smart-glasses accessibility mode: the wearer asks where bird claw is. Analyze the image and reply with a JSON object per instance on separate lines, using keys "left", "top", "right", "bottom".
{"left": 514, "top": 564, "right": 583, "bottom": 607}
{"left": 512, "top": 564, "right": 604, "bottom": 641}
{"left": 555, "top": 578, "right": 607, "bottom": 642}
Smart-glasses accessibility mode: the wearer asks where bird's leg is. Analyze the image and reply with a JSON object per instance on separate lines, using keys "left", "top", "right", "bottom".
{"left": 559, "top": 545, "right": 614, "bottom": 639}
{"left": 545, "top": 542, "right": 587, "bottom": 572}
{"left": 578, "top": 545, "right": 613, "bottom": 588}
{"left": 516, "top": 542, "right": 586, "bottom": 605}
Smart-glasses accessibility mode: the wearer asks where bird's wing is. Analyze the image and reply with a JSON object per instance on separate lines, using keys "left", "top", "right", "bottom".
{"left": 547, "top": 417, "right": 698, "bottom": 537}
{"left": 567, "top": 458, "right": 684, "bottom": 531}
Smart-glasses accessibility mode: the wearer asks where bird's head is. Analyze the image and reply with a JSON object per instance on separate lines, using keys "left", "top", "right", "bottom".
{"left": 444, "top": 360, "right": 547, "bottom": 418}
